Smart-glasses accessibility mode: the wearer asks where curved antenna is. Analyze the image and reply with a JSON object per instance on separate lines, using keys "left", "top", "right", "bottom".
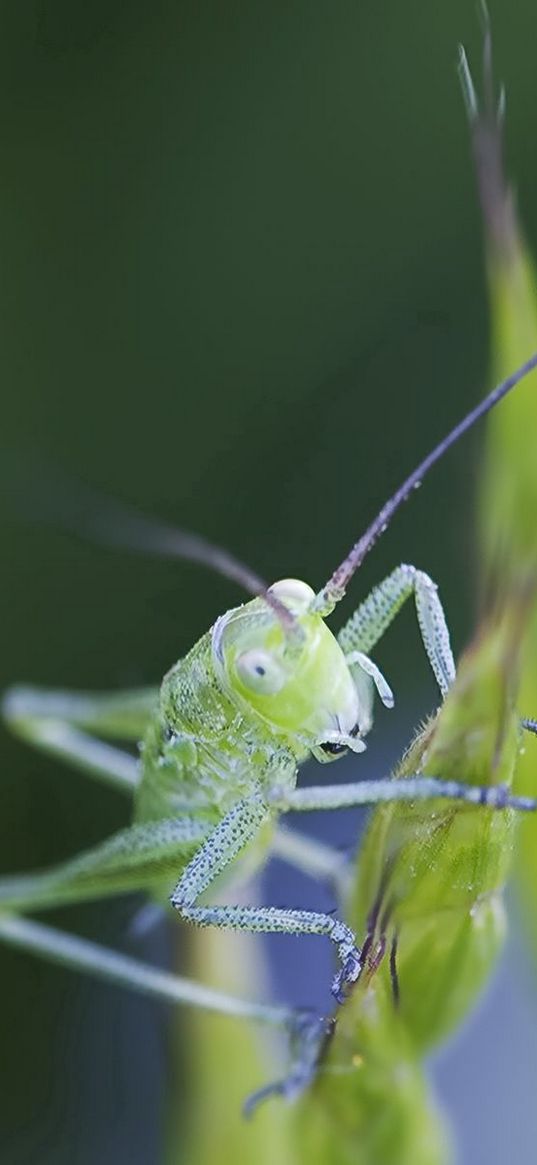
{"left": 13, "top": 469, "right": 297, "bottom": 635}
{"left": 77, "top": 493, "right": 267, "bottom": 592}
{"left": 85, "top": 498, "right": 299, "bottom": 633}
{"left": 314, "top": 350, "right": 537, "bottom": 612}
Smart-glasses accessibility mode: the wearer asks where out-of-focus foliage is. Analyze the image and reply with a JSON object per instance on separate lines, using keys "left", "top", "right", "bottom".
{"left": 465, "top": 31, "right": 537, "bottom": 959}
{"left": 168, "top": 929, "right": 295, "bottom": 1165}
{"left": 295, "top": 607, "right": 529, "bottom": 1165}
{"left": 2, "top": 5, "right": 537, "bottom": 1164}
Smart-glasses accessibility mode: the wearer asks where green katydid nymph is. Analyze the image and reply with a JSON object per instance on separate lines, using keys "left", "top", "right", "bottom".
{"left": 2, "top": 351, "right": 537, "bottom": 1111}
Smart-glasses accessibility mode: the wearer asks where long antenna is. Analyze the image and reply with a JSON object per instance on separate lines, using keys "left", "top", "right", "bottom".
{"left": 73, "top": 493, "right": 270, "bottom": 595}
{"left": 91, "top": 502, "right": 298, "bottom": 634}
{"left": 13, "top": 469, "right": 297, "bottom": 635}
{"left": 91, "top": 505, "right": 300, "bottom": 635}
{"left": 314, "top": 350, "right": 537, "bottom": 611}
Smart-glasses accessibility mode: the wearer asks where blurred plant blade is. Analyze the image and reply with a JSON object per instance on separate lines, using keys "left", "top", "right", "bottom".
{"left": 167, "top": 926, "right": 297, "bottom": 1165}
{"left": 463, "top": 26, "right": 537, "bottom": 956}
{"left": 295, "top": 605, "right": 528, "bottom": 1164}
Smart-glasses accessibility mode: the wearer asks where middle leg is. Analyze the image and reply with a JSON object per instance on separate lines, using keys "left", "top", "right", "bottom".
{"left": 171, "top": 793, "right": 362, "bottom": 1002}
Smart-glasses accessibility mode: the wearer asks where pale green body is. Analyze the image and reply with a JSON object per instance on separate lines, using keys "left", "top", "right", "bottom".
{"left": 137, "top": 631, "right": 264, "bottom": 826}
{"left": 133, "top": 586, "right": 364, "bottom": 899}
{"left": 134, "top": 625, "right": 295, "bottom": 892}
{"left": 135, "top": 580, "right": 364, "bottom": 853}
{"left": 1, "top": 565, "right": 534, "bottom": 1108}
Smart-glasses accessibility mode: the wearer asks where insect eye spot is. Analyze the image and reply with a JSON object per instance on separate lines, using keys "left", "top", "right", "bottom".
{"left": 234, "top": 650, "right": 285, "bottom": 696}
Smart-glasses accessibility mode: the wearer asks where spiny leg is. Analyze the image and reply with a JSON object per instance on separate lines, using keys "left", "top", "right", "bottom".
{"left": 0, "top": 912, "right": 329, "bottom": 1110}
{"left": 2, "top": 685, "right": 158, "bottom": 792}
{"left": 0, "top": 802, "right": 331, "bottom": 1106}
{"left": 275, "top": 776, "right": 536, "bottom": 813}
{"left": 170, "top": 793, "right": 362, "bottom": 1002}
{"left": 243, "top": 1012, "right": 336, "bottom": 1117}
{"left": 338, "top": 563, "right": 456, "bottom": 696}
{"left": 0, "top": 816, "right": 211, "bottom": 913}
{"left": 275, "top": 776, "right": 535, "bottom": 1005}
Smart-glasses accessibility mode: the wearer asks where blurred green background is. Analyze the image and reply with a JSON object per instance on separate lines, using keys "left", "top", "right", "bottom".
{"left": 1, "top": 2, "right": 537, "bottom": 1162}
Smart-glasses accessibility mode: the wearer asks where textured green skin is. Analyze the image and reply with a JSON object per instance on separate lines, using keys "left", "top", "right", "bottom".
{"left": 135, "top": 591, "right": 358, "bottom": 839}
{"left": 3, "top": 565, "right": 518, "bottom": 936}
{"left": 136, "top": 631, "right": 266, "bottom": 827}
{"left": 2, "top": 565, "right": 530, "bottom": 939}
{"left": 132, "top": 624, "right": 297, "bottom": 894}
{"left": 0, "top": 584, "right": 360, "bottom": 918}
{"left": 2, "top": 563, "right": 533, "bottom": 1116}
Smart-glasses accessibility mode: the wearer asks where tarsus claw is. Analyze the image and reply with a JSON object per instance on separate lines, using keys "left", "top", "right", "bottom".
{"left": 243, "top": 1011, "right": 334, "bottom": 1118}
{"left": 331, "top": 948, "right": 361, "bottom": 1004}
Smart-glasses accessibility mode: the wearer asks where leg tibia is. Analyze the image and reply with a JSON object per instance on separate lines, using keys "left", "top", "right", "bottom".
{"left": 338, "top": 564, "right": 455, "bottom": 695}
{"left": 170, "top": 796, "right": 361, "bottom": 1002}
{"left": 0, "top": 817, "right": 209, "bottom": 913}
{"left": 177, "top": 902, "right": 360, "bottom": 1003}
{"left": 281, "top": 776, "right": 536, "bottom": 813}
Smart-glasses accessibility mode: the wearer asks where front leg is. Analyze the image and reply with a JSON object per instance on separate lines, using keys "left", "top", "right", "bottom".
{"left": 338, "top": 564, "right": 456, "bottom": 696}
{"left": 170, "top": 793, "right": 362, "bottom": 1002}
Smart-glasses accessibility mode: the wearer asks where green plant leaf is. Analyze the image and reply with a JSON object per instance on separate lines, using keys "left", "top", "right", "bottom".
{"left": 295, "top": 606, "right": 528, "bottom": 1165}
{"left": 463, "top": 30, "right": 537, "bottom": 958}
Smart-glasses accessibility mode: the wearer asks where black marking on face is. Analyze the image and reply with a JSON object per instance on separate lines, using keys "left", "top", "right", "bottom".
{"left": 319, "top": 740, "right": 348, "bottom": 756}
{"left": 319, "top": 722, "right": 361, "bottom": 755}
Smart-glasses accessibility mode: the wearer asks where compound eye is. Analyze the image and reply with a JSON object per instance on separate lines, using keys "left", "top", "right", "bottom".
{"left": 234, "top": 649, "right": 285, "bottom": 696}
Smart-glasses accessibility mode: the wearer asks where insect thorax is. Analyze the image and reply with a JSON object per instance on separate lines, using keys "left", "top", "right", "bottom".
{"left": 134, "top": 630, "right": 297, "bottom": 824}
